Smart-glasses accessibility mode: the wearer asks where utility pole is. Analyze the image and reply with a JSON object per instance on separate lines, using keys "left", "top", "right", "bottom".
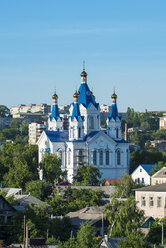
{"left": 24, "top": 215, "right": 26, "bottom": 248}
{"left": 162, "top": 221, "right": 164, "bottom": 246}
{"left": 101, "top": 212, "right": 104, "bottom": 236}
{"left": 26, "top": 224, "right": 29, "bottom": 248}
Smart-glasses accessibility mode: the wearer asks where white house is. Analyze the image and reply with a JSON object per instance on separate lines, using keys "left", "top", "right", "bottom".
{"left": 37, "top": 67, "right": 130, "bottom": 182}
{"left": 131, "top": 164, "right": 158, "bottom": 185}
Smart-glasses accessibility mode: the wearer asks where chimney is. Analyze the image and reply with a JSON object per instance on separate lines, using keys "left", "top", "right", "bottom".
{"left": 104, "top": 234, "right": 108, "bottom": 242}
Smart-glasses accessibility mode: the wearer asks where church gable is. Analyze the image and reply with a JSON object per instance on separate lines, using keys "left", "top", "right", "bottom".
{"left": 88, "top": 131, "right": 116, "bottom": 147}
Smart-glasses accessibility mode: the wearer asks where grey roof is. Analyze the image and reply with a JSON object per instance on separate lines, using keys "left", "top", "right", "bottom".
{"left": 135, "top": 183, "right": 166, "bottom": 192}
{"left": 58, "top": 186, "right": 115, "bottom": 198}
{"left": 14, "top": 194, "right": 49, "bottom": 207}
{"left": 100, "top": 237, "right": 127, "bottom": 248}
{"left": 67, "top": 206, "right": 104, "bottom": 227}
{"left": 152, "top": 167, "right": 166, "bottom": 178}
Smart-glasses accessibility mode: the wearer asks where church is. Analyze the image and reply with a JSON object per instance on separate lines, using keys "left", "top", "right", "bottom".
{"left": 37, "top": 67, "right": 130, "bottom": 182}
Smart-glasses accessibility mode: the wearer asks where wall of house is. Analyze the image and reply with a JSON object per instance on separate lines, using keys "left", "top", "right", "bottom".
{"left": 136, "top": 191, "right": 166, "bottom": 219}
{"left": 131, "top": 166, "right": 151, "bottom": 185}
{"left": 151, "top": 177, "right": 166, "bottom": 185}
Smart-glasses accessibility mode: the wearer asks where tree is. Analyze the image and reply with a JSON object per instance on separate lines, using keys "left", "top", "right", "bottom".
{"left": 147, "top": 218, "right": 166, "bottom": 244}
{"left": 41, "top": 154, "right": 66, "bottom": 184}
{"left": 0, "top": 143, "right": 38, "bottom": 188}
{"left": 112, "top": 174, "right": 135, "bottom": 198}
{"left": 105, "top": 195, "right": 144, "bottom": 237}
{"left": 73, "top": 165, "right": 101, "bottom": 185}
{"left": 25, "top": 180, "right": 52, "bottom": 201}
{"left": 0, "top": 105, "right": 10, "bottom": 117}
{"left": 119, "top": 232, "right": 150, "bottom": 248}
{"left": 3, "top": 157, "right": 35, "bottom": 188}
{"left": 130, "top": 150, "right": 166, "bottom": 173}
{"left": 76, "top": 222, "right": 98, "bottom": 248}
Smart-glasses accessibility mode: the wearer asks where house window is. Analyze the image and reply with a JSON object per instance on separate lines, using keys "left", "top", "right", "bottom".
{"left": 93, "top": 150, "right": 97, "bottom": 165}
{"left": 89, "top": 116, "right": 94, "bottom": 129}
{"left": 141, "top": 196, "right": 146, "bottom": 207}
{"left": 100, "top": 150, "right": 103, "bottom": 165}
{"left": 106, "top": 150, "right": 109, "bottom": 165}
{"left": 78, "top": 127, "right": 81, "bottom": 138}
{"left": 116, "top": 128, "right": 119, "bottom": 138}
{"left": 142, "top": 178, "right": 144, "bottom": 184}
{"left": 117, "top": 150, "right": 120, "bottom": 165}
{"left": 149, "top": 197, "right": 154, "bottom": 207}
{"left": 137, "top": 178, "right": 140, "bottom": 183}
{"left": 157, "top": 197, "right": 162, "bottom": 208}
{"left": 140, "top": 168, "right": 142, "bottom": 172}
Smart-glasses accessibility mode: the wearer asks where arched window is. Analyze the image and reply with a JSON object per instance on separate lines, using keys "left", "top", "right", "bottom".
{"left": 126, "top": 149, "right": 129, "bottom": 166}
{"left": 79, "top": 150, "right": 83, "bottom": 163}
{"left": 106, "top": 150, "right": 109, "bottom": 165}
{"left": 93, "top": 150, "right": 97, "bottom": 165}
{"left": 78, "top": 127, "right": 81, "bottom": 138}
{"left": 68, "top": 151, "right": 70, "bottom": 165}
{"left": 59, "top": 150, "right": 62, "bottom": 161}
{"left": 117, "top": 150, "right": 120, "bottom": 165}
{"left": 89, "top": 116, "right": 94, "bottom": 129}
{"left": 99, "top": 150, "right": 103, "bottom": 165}
{"left": 116, "top": 128, "right": 119, "bottom": 138}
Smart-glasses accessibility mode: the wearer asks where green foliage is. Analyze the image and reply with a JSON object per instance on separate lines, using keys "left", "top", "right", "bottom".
{"left": 48, "top": 217, "right": 72, "bottom": 241}
{"left": 112, "top": 174, "right": 135, "bottom": 198}
{"left": 73, "top": 165, "right": 101, "bottom": 186}
{"left": 46, "top": 236, "right": 58, "bottom": 244}
{"left": 105, "top": 195, "right": 144, "bottom": 237}
{"left": 59, "top": 222, "right": 99, "bottom": 248}
{"left": 76, "top": 222, "right": 98, "bottom": 248}
{"left": 48, "top": 188, "right": 104, "bottom": 215}
{"left": 58, "top": 237, "right": 77, "bottom": 248}
{"left": 0, "top": 105, "right": 10, "bottom": 117}
{"left": 0, "top": 120, "right": 28, "bottom": 143}
{"left": 119, "top": 232, "right": 150, "bottom": 248}
{"left": 0, "top": 143, "right": 38, "bottom": 188}
{"left": 147, "top": 219, "right": 166, "bottom": 244}
{"left": 25, "top": 180, "right": 52, "bottom": 201}
{"left": 47, "top": 194, "right": 68, "bottom": 216}
{"left": 41, "top": 154, "right": 66, "bottom": 184}
{"left": 126, "top": 107, "right": 159, "bottom": 130}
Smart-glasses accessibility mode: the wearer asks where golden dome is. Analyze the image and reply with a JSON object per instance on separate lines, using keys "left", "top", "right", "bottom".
{"left": 80, "top": 70, "right": 87, "bottom": 77}
{"left": 73, "top": 90, "right": 79, "bottom": 99}
{"left": 112, "top": 92, "right": 117, "bottom": 99}
{"left": 52, "top": 92, "right": 58, "bottom": 100}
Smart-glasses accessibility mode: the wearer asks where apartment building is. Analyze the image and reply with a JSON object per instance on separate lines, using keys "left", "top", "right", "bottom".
{"left": 29, "top": 122, "right": 47, "bottom": 144}
{"left": 11, "top": 104, "right": 51, "bottom": 117}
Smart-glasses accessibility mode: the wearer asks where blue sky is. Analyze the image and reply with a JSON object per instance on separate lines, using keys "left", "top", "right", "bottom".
{"left": 0, "top": 0, "right": 166, "bottom": 112}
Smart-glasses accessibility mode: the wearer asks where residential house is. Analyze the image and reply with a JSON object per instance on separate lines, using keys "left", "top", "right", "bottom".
{"left": 131, "top": 164, "right": 158, "bottom": 185}
{"left": 99, "top": 235, "right": 127, "bottom": 248}
{"left": 135, "top": 183, "right": 166, "bottom": 219}
{"left": 0, "top": 195, "right": 16, "bottom": 223}
{"left": 103, "top": 179, "right": 121, "bottom": 186}
{"left": 151, "top": 167, "right": 166, "bottom": 185}
{"left": 66, "top": 206, "right": 109, "bottom": 236}
{"left": 14, "top": 194, "right": 49, "bottom": 210}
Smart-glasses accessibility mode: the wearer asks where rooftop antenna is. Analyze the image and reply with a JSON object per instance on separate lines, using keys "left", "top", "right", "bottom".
{"left": 113, "top": 86, "right": 115, "bottom": 93}
{"left": 54, "top": 85, "right": 56, "bottom": 93}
